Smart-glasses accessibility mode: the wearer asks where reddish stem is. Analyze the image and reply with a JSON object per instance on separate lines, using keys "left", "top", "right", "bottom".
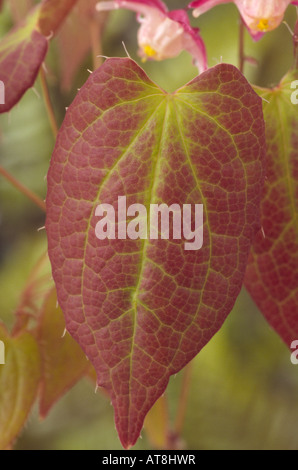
{"left": 0, "top": 165, "right": 46, "bottom": 212}
{"left": 239, "top": 16, "right": 245, "bottom": 74}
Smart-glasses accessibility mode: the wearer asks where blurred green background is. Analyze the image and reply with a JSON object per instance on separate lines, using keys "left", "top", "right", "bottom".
{"left": 0, "top": 0, "right": 297, "bottom": 450}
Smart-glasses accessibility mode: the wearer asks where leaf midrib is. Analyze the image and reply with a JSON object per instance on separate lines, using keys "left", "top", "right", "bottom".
{"left": 127, "top": 97, "right": 169, "bottom": 436}
{"left": 79, "top": 96, "right": 166, "bottom": 349}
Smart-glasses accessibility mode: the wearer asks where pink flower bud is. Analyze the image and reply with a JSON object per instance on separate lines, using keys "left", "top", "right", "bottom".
{"left": 96, "top": 0, "right": 208, "bottom": 72}
{"left": 189, "top": 0, "right": 298, "bottom": 39}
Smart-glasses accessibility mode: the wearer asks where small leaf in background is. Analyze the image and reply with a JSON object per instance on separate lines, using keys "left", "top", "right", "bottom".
{"left": 0, "top": 324, "right": 41, "bottom": 450}
{"left": 0, "top": 0, "right": 79, "bottom": 114}
{"left": 245, "top": 33, "right": 298, "bottom": 347}
{"left": 56, "top": 0, "right": 108, "bottom": 91}
{"left": 38, "top": 287, "right": 90, "bottom": 418}
{"left": 46, "top": 57, "right": 266, "bottom": 448}
{"left": 8, "top": 0, "right": 34, "bottom": 24}
{"left": 0, "top": 6, "right": 48, "bottom": 113}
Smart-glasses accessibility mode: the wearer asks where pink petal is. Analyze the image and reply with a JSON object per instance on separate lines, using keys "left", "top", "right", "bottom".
{"left": 168, "top": 9, "right": 207, "bottom": 72}
{"left": 131, "top": 0, "right": 168, "bottom": 11}
{"left": 188, "top": 0, "right": 228, "bottom": 17}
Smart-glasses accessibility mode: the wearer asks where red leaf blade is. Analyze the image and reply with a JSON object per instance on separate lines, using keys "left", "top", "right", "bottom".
{"left": 46, "top": 58, "right": 266, "bottom": 448}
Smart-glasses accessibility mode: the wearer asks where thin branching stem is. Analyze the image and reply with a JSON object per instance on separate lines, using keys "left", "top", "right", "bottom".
{"left": 0, "top": 165, "right": 46, "bottom": 212}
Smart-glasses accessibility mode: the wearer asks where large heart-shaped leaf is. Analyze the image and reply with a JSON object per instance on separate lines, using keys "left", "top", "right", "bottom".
{"left": 244, "top": 33, "right": 298, "bottom": 347}
{"left": 0, "top": 324, "right": 41, "bottom": 450}
{"left": 46, "top": 58, "right": 266, "bottom": 448}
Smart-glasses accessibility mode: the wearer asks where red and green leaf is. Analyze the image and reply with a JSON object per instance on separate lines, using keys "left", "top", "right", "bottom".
{"left": 0, "top": 324, "right": 41, "bottom": 450}
{"left": 38, "top": 288, "right": 90, "bottom": 417}
{"left": 0, "top": 6, "right": 48, "bottom": 113}
{"left": 46, "top": 58, "right": 266, "bottom": 448}
{"left": 0, "top": 0, "right": 79, "bottom": 114}
{"left": 245, "top": 43, "right": 298, "bottom": 347}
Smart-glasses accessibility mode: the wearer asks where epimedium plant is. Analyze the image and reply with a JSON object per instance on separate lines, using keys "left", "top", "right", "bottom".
{"left": 0, "top": 0, "right": 297, "bottom": 450}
